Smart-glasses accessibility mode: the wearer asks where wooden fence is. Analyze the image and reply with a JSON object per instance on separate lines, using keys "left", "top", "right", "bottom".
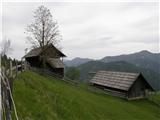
{"left": 1, "top": 61, "right": 24, "bottom": 120}
{"left": 30, "top": 67, "right": 79, "bottom": 86}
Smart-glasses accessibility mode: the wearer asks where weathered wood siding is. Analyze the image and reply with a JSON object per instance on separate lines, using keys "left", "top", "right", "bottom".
{"left": 128, "top": 75, "right": 152, "bottom": 98}
{"left": 92, "top": 83, "right": 128, "bottom": 98}
{"left": 47, "top": 64, "right": 64, "bottom": 78}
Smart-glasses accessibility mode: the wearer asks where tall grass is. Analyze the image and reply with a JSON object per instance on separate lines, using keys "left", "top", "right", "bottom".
{"left": 12, "top": 71, "right": 160, "bottom": 120}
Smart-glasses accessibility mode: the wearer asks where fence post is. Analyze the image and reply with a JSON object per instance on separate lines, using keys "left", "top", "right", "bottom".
{"left": 9, "top": 61, "right": 12, "bottom": 78}
{"left": 1, "top": 67, "right": 11, "bottom": 120}
{"left": 16, "top": 62, "right": 18, "bottom": 77}
{"left": 0, "top": 65, "right": 2, "bottom": 120}
{"left": 21, "top": 61, "right": 23, "bottom": 72}
{"left": 24, "top": 60, "right": 27, "bottom": 70}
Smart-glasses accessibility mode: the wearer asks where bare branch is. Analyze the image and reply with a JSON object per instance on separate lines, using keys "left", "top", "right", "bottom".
{"left": 25, "top": 5, "right": 61, "bottom": 49}
{"left": 1, "top": 37, "right": 12, "bottom": 56}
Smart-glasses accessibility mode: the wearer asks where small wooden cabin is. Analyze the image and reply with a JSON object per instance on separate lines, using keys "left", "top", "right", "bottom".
{"left": 23, "top": 44, "right": 66, "bottom": 77}
{"left": 90, "top": 71, "right": 154, "bottom": 100}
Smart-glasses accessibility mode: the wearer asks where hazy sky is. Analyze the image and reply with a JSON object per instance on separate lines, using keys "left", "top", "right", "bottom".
{"left": 1, "top": 1, "right": 159, "bottom": 60}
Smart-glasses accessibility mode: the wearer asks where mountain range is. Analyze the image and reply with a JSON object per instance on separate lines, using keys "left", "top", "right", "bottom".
{"left": 101, "top": 50, "right": 160, "bottom": 74}
{"left": 64, "top": 50, "right": 160, "bottom": 74}
{"left": 64, "top": 50, "right": 160, "bottom": 90}
{"left": 64, "top": 57, "right": 92, "bottom": 67}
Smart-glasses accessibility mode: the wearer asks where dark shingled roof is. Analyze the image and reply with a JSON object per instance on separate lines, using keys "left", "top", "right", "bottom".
{"left": 47, "top": 58, "right": 64, "bottom": 68}
{"left": 90, "top": 71, "right": 140, "bottom": 91}
{"left": 24, "top": 47, "right": 42, "bottom": 58}
{"left": 24, "top": 44, "right": 66, "bottom": 58}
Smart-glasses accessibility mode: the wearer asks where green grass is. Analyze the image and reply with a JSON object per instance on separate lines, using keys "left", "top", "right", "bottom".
{"left": 12, "top": 71, "right": 160, "bottom": 120}
{"left": 148, "top": 92, "right": 160, "bottom": 106}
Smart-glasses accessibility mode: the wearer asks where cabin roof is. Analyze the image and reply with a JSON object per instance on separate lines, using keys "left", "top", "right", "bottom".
{"left": 90, "top": 71, "right": 141, "bottom": 91}
{"left": 47, "top": 58, "right": 64, "bottom": 68}
{"left": 24, "top": 44, "right": 66, "bottom": 58}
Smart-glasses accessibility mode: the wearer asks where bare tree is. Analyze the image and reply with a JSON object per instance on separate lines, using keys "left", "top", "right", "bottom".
{"left": 26, "top": 5, "right": 60, "bottom": 49}
{"left": 0, "top": 37, "right": 12, "bottom": 68}
{"left": 26, "top": 5, "right": 61, "bottom": 68}
{"left": 1, "top": 37, "right": 12, "bottom": 56}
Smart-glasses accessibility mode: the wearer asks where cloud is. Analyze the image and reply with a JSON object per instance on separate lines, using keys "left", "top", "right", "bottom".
{"left": 1, "top": 2, "right": 159, "bottom": 60}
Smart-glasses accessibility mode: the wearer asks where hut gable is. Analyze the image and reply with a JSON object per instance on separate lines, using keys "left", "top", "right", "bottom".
{"left": 90, "top": 71, "right": 154, "bottom": 99}
{"left": 128, "top": 74, "right": 154, "bottom": 98}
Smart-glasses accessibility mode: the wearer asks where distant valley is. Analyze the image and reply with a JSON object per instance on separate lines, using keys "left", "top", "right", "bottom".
{"left": 64, "top": 50, "right": 160, "bottom": 74}
{"left": 64, "top": 50, "right": 160, "bottom": 90}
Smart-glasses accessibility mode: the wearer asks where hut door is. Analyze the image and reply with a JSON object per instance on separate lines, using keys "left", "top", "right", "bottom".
{"left": 145, "top": 89, "right": 149, "bottom": 97}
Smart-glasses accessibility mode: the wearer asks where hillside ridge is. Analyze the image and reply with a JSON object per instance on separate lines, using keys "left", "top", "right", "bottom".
{"left": 64, "top": 50, "right": 160, "bottom": 75}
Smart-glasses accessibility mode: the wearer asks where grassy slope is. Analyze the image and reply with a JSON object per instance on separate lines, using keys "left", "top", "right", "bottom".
{"left": 12, "top": 71, "right": 160, "bottom": 120}
{"left": 148, "top": 92, "right": 160, "bottom": 106}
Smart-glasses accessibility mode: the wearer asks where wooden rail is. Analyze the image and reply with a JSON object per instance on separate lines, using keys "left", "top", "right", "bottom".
{"left": 30, "top": 67, "right": 78, "bottom": 86}
{"left": 1, "top": 61, "right": 24, "bottom": 120}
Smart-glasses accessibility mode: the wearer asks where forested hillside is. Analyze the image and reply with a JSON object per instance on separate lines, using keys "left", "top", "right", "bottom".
{"left": 64, "top": 50, "right": 160, "bottom": 74}
{"left": 101, "top": 50, "right": 160, "bottom": 74}
{"left": 77, "top": 61, "right": 160, "bottom": 90}
{"left": 64, "top": 50, "right": 160, "bottom": 75}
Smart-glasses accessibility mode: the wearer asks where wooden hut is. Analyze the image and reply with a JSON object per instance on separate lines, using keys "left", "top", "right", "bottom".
{"left": 23, "top": 44, "right": 66, "bottom": 77}
{"left": 90, "top": 71, "right": 154, "bottom": 100}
